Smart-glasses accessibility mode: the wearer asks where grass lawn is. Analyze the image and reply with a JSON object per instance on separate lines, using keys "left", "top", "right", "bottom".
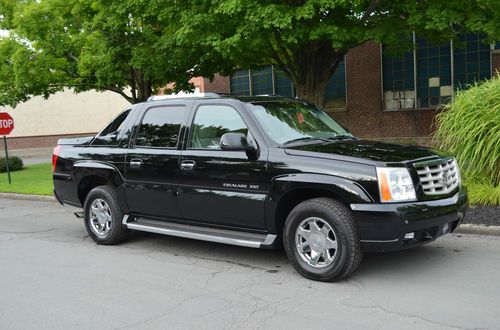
{"left": 0, "top": 163, "right": 53, "bottom": 196}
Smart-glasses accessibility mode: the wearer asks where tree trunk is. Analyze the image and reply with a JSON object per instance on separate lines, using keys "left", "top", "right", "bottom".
{"left": 278, "top": 41, "right": 345, "bottom": 107}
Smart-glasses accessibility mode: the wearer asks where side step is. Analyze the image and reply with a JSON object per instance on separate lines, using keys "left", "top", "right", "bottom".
{"left": 122, "top": 216, "right": 277, "bottom": 249}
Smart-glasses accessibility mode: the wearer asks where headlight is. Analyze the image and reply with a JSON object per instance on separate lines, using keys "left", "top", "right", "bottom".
{"left": 376, "top": 167, "right": 416, "bottom": 202}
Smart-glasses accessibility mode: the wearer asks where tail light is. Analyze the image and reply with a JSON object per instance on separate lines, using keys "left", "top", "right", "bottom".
{"left": 52, "top": 145, "right": 62, "bottom": 172}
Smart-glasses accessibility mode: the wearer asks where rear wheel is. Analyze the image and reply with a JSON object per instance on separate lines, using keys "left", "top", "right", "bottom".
{"left": 283, "top": 198, "right": 362, "bottom": 281}
{"left": 83, "top": 186, "right": 129, "bottom": 245}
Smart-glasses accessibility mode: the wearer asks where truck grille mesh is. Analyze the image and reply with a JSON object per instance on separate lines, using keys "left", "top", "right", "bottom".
{"left": 414, "top": 159, "right": 459, "bottom": 195}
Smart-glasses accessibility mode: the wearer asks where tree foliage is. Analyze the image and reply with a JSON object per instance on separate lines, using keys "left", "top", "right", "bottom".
{"left": 0, "top": 0, "right": 499, "bottom": 107}
{"left": 0, "top": 0, "right": 222, "bottom": 106}
{"left": 175, "top": 0, "right": 500, "bottom": 106}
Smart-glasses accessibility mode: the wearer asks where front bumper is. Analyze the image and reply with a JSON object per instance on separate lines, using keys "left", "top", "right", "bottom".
{"left": 350, "top": 188, "right": 468, "bottom": 252}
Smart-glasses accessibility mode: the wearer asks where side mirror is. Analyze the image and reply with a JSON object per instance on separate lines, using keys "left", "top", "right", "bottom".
{"left": 220, "top": 132, "right": 256, "bottom": 151}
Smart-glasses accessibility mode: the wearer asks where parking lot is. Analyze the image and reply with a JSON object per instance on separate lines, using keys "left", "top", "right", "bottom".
{"left": 1, "top": 198, "right": 499, "bottom": 329}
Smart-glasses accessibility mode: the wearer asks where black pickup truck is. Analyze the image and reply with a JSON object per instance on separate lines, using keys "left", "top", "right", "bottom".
{"left": 53, "top": 94, "right": 467, "bottom": 281}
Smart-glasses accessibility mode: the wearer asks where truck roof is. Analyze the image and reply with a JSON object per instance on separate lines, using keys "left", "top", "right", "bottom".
{"left": 147, "top": 93, "right": 298, "bottom": 104}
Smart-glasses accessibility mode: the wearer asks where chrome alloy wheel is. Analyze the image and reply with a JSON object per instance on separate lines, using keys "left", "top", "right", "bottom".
{"left": 295, "top": 217, "right": 338, "bottom": 268}
{"left": 89, "top": 198, "right": 112, "bottom": 238}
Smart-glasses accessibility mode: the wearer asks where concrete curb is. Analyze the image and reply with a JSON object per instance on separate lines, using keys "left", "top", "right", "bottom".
{"left": 455, "top": 224, "right": 500, "bottom": 237}
{"left": 0, "top": 192, "right": 56, "bottom": 202}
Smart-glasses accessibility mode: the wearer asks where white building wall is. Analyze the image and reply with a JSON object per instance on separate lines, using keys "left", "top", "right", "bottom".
{"left": 0, "top": 89, "right": 130, "bottom": 137}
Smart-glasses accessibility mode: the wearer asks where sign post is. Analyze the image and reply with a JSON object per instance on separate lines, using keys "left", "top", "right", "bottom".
{"left": 0, "top": 113, "right": 15, "bottom": 184}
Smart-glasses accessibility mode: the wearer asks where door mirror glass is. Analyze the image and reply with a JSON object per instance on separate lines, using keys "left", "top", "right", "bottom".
{"left": 220, "top": 132, "right": 255, "bottom": 151}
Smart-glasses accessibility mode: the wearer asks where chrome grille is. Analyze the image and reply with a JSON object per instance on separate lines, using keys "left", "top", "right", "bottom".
{"left": 414, "top": 158, "right": 459, "bottom": 195}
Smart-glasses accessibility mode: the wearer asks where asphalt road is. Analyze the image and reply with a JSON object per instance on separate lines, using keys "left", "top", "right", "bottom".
{"left": 1, "top": 198, "right": 499, "bottom": 330}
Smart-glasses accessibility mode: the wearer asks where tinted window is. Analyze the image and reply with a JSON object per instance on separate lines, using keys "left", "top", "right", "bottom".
{"left": 93, "top": 109, "right": 131, "bottom": 146}
{"left": 136, "top": 106, "right": 187, "bottom": 148}
{"left": 191, "top": 105, "right": 248, "bottom": 149}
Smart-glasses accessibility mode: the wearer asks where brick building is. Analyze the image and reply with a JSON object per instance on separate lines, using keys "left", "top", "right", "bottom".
{"left": 200, "top": 35, "right": 500, "bottom": 145}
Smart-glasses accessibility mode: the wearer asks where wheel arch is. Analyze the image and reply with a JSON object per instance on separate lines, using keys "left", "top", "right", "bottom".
{"left": 73, "top": 161, "right": 125, "bottom": 207}
{"left": 270, "top": 173, "right": 372, "bottom": 236}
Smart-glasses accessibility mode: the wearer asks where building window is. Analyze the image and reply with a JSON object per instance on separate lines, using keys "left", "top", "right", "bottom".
{"left": 382, "top": 33, "right": 492, "bottom": 110}
{"left": 230, "top": 69, "right": 250, "bottom": 95}
{"left": 453, "top": 33, "right": 491, "bottom": 88}
{"left": 382, "top": 46, "right": 415, "bottom": 110}
{"left": 229, "top": 63, "right": 347, "bottom": 108}
{"left": 251, "top": 66, "right": 273, "bottom": 95}
{"left": 274, "top": 69, "right": 294, "bottom": 97}
{"left": 325, "top": 59, "right": 347, "bottom": 109}
{"left": 416, "top": 38, "right": 452, "bottom": 108}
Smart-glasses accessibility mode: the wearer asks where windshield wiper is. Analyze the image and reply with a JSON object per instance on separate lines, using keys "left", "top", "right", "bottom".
{"left": 325, "top": 135, "right": 357, "bottom": 141}
{"left": 283, "top": 137, "right": 330, "bottom": 146}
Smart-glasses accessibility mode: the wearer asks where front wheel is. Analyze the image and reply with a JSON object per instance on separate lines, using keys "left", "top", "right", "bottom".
{"left": 83, "top": 185, "right": 129, "bottom": 245}
{"left": 283, "top": 198, "right": 362, "bottom": 281}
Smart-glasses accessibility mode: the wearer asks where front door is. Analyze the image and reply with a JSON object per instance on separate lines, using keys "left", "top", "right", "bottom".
{"left": 124, "top": 104, "right": 189, "bottom": 219}
{"left": 178, "top": 104, "right": 268, "bottom": 230}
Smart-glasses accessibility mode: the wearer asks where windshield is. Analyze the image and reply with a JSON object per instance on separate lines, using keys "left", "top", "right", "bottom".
{"left": 246, "top": 101, "right": 353, "bottom": 145}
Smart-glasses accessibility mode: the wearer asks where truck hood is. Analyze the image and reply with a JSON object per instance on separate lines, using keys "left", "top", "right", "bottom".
{"left": 285, "top": 140, "right": 444, "bottom": 165}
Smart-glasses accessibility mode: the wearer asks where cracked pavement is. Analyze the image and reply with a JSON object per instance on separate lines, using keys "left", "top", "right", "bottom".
{"left": 1, "top": 198, "right": 499, "bottom": 329}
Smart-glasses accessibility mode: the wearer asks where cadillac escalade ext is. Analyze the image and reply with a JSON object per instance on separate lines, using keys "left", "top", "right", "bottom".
{"left": 53, "top": 94, "right": 468, "bottom": 281}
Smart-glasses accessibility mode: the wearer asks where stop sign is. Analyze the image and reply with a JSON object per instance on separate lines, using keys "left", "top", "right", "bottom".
{"left": 0, "top": 112, "right": 14, "bottom": 135}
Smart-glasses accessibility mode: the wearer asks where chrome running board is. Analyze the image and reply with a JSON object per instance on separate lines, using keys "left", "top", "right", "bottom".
{"left": 122, "top": 216, "right": 277, "bottom": 249}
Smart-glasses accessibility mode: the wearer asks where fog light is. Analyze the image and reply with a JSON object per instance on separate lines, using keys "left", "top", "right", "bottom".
{"left": 404, "top": 232, "right": 415, "bottom": 240}
{"left": 443, "top": 223, "right": 450, "bottom": 234}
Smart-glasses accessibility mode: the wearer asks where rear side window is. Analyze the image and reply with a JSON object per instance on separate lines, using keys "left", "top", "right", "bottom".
{"left": 93, "top": 109, "right": 131, "bottom": 146}
{"left": 135, "top": 106, "right": 187, "bottom": 148}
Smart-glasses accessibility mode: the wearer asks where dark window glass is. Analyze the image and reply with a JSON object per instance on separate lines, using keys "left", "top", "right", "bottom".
{"left": 415, "top": 38, "right": 452, "bottom": 108}
{"left": 274, "top": 69, "right": 294, "bottom": 97}
{"left": 251, "top": 66, "right": 273, "bottom": 95}
{"left": 93, "top": 109, "right": 131, "bottom": 146}
{"left": 382, "top": 44, "right": 415, "bottom": 110}
{"left": 453, "top": 33, "right": 491, "bottom": 89}
{"left": 135, "top": 106, "right": 187, "bottom": 148}
{"left": 191, "top": 105, "right": 248, "bottom": 149}
{"left": 230, "top": 69, "right": 250, "bottom": 95}
{"left": 325, "top": 59, "right": 346, "bottom": 108}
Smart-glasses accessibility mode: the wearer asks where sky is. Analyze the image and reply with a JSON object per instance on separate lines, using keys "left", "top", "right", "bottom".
{"left": 0, "top": 30, "right": 9, "bottom": 37}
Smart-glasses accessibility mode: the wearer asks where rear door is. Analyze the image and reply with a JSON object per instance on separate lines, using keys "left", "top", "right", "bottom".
{"left": 178, "top": 102, "right": 268, "bottom": 230}
{"left": 124, "top": 103, "right": 190, "bottom": 219}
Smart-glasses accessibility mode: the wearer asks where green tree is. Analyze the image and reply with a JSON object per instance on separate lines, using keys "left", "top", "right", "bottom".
{"left": 0, "top": 0, "right": 218, "bottom": 106}
{"left": 174, "top": 0, "right": 500, "bottom": 106}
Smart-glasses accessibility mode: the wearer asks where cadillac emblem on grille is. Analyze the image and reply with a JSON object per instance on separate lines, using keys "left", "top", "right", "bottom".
{"left": 441, "top": 170, "right": 449, "bottom": 186}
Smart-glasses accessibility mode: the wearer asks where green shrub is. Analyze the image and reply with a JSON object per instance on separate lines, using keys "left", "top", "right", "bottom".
{"left": 434, "top": 75, "right": 500, "bottom": 205}
{"left": 0, "top": 156, "right": 24, "bottom": 172}
{"left": 466, "top": 179, "right": 500, "bottom": 206}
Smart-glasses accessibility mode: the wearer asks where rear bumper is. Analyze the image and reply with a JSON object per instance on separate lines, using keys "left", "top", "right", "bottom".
{"left": 350, "top": 188, "right": 468, "bottom": 252}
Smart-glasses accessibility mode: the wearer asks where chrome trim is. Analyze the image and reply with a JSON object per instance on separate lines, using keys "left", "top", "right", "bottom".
{"left": 414, "top": 158, "right": 459, "bottom": 195}
{"left": 125, "top": 218, "right": 275, "bottom": 249}
{"left": 360, "top": 238, "right": 400, "bottom": 243}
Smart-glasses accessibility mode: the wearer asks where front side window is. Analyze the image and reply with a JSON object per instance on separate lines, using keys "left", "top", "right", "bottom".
{"left": 190, "top": 105, "right": 248, "bottom": 149}
{"left": 93, "top": 109, "right": 131, "bottom": 145}
{"left": 135, "top": 106, "right": 187, "bottom": 148}
{"left": 247, "top": 101, "right": 352, "bottom": 145}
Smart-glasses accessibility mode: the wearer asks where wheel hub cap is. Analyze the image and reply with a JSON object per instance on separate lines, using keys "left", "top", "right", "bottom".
{"left": 295, "top": 217, "right": 338, "bottom": 268}
{"left": 89, "top": 198, "right": 112, "bottom": 238}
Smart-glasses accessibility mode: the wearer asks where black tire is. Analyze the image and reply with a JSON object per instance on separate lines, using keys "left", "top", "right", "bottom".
{"left": 283, "top": 198, "right": 362, "bottom": 281}
{"left": 83, "top": 185, "right": 129, "bottom": 245}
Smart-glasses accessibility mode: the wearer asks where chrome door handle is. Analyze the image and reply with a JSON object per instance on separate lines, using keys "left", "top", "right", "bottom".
{"left": 129, "top": 159, "right": 143, "bottom": 168}
{"left": 180, "top": 160, "right": 196, "bottom": 171}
